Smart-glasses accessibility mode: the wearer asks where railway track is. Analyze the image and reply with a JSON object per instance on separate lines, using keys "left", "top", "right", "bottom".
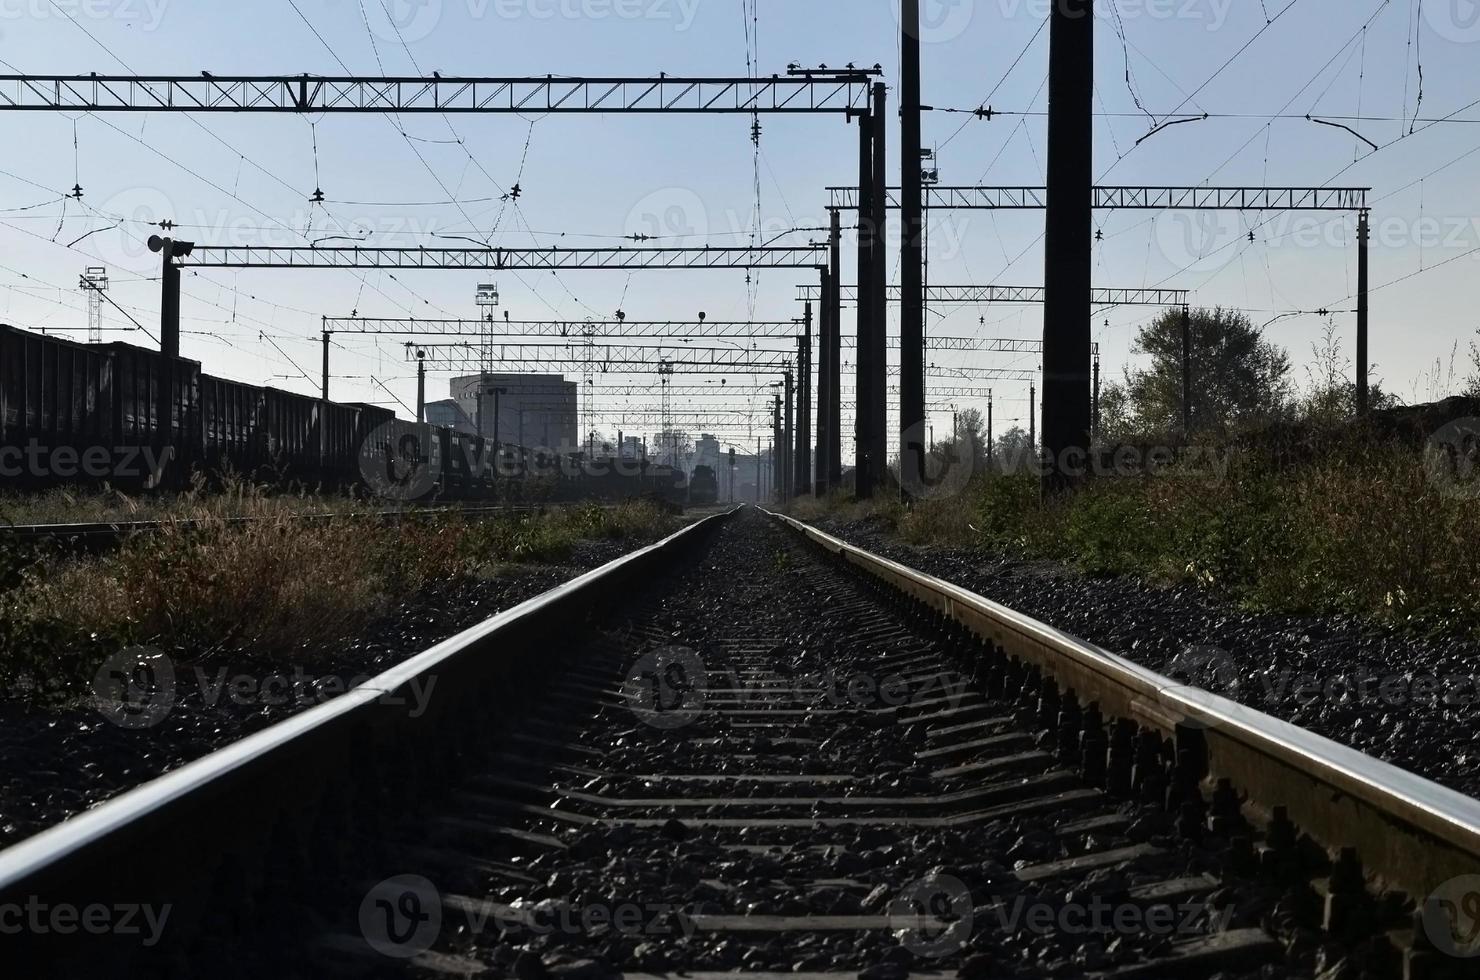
{"left": 2, "top": 508, "right": 1477, "bottom": 978}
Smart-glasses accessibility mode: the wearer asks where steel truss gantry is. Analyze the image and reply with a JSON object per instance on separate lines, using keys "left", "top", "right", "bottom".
{"left": 824, "top": 185, "right": 1370, "bottom": 211}
{"left": 176, "top": 245, "right": 826, "bottom": 271}
{"left": 324, "top": 317, "right": 803, "bottom": 338}
{"left": 797, "top": 284, "right": 1189, "bottom": 307}
{"left": 409, "top": 343, "right": 791, "bottom": 373}
{"left": 0, "top": 72, "right": 878, "bottom": 114}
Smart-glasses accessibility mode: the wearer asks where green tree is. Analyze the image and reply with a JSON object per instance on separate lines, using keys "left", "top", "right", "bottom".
{"left": 1096, "top": 381, "right": 1136, "bottom": 444}
{"left": 991, "top": 426, "right": 1036, "bottom": 474}
{"left": 1122, "top": 306, "right": 1293, "bottom": 437}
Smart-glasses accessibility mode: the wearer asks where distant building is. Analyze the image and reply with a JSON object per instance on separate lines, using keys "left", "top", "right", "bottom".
{"left": 425, "top": 399, "right": 475, "bottom": 434}
{"left": 450, "top": 374, "right": 579, "bottom": 450}
{"left": 694, "top": 433, "right": 722, "bottom": 474}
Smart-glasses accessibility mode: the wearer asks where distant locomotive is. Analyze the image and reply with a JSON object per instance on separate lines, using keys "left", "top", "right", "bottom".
{"left": 0, "top": 325, "right": 686, "bottom": 506}
{"left": 688, "top": 464, "right": 720, "bottom": 506}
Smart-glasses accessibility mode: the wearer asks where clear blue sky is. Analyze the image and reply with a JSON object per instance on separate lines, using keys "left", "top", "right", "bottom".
{"left": 1, "top": 0, "right": 1477, "bottom": 449}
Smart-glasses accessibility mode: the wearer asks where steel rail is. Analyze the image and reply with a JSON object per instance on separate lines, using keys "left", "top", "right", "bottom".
{"left": 767, "top": 510, "right": 1480, "bottom": 906}
{"left": 0, "top": 508, "right": 737, "bottom": 971}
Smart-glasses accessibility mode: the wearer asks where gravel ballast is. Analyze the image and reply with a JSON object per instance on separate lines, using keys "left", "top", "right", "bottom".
{"left": 804, "top": 514, "right": 1480, "bottom": 801}
{"left": 0, "top": 538, "right": 650, "bottom": 850}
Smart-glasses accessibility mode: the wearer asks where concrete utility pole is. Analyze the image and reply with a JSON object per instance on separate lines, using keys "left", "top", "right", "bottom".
{"left": 856, "top": 102, "right": 876, "bottom": 498}
{"left": 416, "top": 349, "right": 427, "bottom": 423}
{"left": 1357, "top": 208, "right": 1370, "bottom": 415}
{"left": 900, "top": 0, "right": 926, "bottom": 499}
{"left": 1092, "top": 347, "right": 1102, "bottom": 445}
{"left": 491, "top": 386, "right": 507, "bottom": 446}
{"left": 1181, "top": 306, "right": 1193, "bottom": 442}
{"left": 1030, "top": 382, "right": 1037, "bottom": 450}
{"left": 828, "top": 207, "right": 843, "bottom": 490}
{"left": 149, "top": 236, "right": 193, "bottom": 359}
{"left": 1040, "top": 0, "right": 1094, "bottom": 493}
{"left": 868, "top": 82, "right": 888, "bottom": 488}
{"left": 796, "top": 323, "right": 810, "bottom": 498}
{"left": 783, "top": 370, "right": 795, "bottom": 499}
{"left": 816, "top": 268, "right": 832, "bottom": 496}
{"left": 987, "top": 392, "right": 994, "bottom": 466}
{"left": 322, "top": 331, "right": 331, "bottom": 401}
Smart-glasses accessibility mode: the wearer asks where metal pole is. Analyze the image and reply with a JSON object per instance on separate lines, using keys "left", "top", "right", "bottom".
{"left": 1029, "top": 382, "right": 1037, "bottom": 450}
{"left": 772, "top": 395, "right": 782, "bottom": 500}
{"left": 900, "top": 0, "right": 926, "bottom": 499}
{"left": 476, "top": 387, "right": 484, "bottom": 438}
{"left": 1181, "top": 306, "right": 1192, "bottom": 442}
{"left": 160, "top": 251, "right": 180, "bottom": 359}
{"left": 869, "top": 82, "right": 889, "bottom": 491}
{"left": 1041, "top": 0, "right": 1095, "bottom": 493}
{"left": 492, "top": 388, "right": 502, "bottom": 446}
{"left": 321, "top": 329, "right": 331, "bottom": 401}
{"left": 796, "top": 325, "right": 810, "bottom": 497}
{"left": 1092, "top": 349, "right": 1101, "bottom": 446}
{"left": 816, "top": 269, "right": 831, "bottom": 496}
{"left": 828, "top": 208, "right": 843, "bottom": 490}
{"left": 416, "top": 351, "right": 426, "bottom": 423}
{"left": 856, "top": 105, "right": 875, "bottom": 498}
{"left": 1357, "top": 209, "right": 1370, "bottom": 415}
{"left": 987, "top": 392, "right": 994, "bottom": 466}
{"left": 784, "top": 370, "right": 795, "bottom": 499}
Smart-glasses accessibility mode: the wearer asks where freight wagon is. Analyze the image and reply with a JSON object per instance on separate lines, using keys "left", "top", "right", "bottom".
{"left": 0, "top": 325, "right": 687, "bottom": 507}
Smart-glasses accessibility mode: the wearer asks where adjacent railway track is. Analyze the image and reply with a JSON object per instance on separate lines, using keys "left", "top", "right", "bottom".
{"left": 1, "top": 507, "right": 1476, "bottom": 978}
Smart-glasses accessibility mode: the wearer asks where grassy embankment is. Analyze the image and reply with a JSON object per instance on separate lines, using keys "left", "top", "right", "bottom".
{"left": 0, "top": 489, "right": 678, "bottom": 699}
{"left": 790, "top": 440, "right": 1480, "bottom": 637}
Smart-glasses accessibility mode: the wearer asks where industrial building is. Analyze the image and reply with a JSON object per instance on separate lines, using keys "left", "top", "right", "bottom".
{"left": 450, "top": 374, "right": 579, "bottom": 451}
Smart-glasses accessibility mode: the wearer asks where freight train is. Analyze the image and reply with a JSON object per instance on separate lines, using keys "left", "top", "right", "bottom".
{"left": 687, "top": 464, "right": 720, "bottom": 506}
{"left": 0, "top": 325, "right": 685, "bottom": 506}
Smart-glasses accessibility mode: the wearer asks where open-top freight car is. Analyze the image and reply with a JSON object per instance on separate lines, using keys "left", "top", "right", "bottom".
{"left": 2, "top": 325, "right": 690, "bottom": 507}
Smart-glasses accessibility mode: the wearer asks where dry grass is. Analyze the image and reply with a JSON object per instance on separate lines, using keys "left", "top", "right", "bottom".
{"left": 0, "top": 495, "right": 680, "bottom": 696}
{"left": 786, "top": 445, "right": 1480, "bottom": 635}
{"left": 0, "top": 478, "right": 370, "bottom": 527}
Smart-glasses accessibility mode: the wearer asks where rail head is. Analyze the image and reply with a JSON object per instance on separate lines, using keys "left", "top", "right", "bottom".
{"left": 767, "top": 508, "right": 1480, "bottom": 904}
